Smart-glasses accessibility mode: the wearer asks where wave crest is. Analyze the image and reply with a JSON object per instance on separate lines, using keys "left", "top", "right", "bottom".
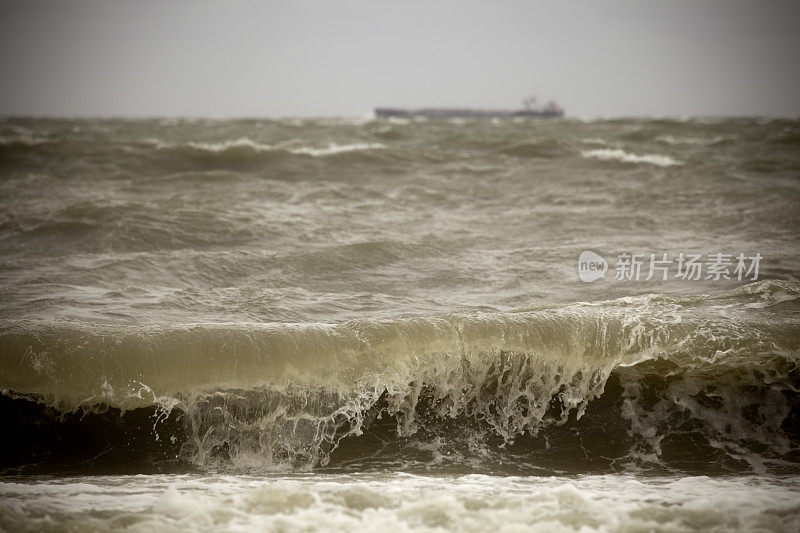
{"left": 581, "top": 148, "right": 682, "bottom": 167}
{"left": 1, "top": 281, "right": 798, "bottom": 473}
{"left": 148, "top": 137, "right": 385, "bottom": 157}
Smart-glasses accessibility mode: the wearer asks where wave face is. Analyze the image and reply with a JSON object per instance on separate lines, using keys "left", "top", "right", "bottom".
{"left": 1, "top": 116, "right": 799, "bottom": 477}
{"left": 1, "top": 281, "right": 798, "bottom": 474}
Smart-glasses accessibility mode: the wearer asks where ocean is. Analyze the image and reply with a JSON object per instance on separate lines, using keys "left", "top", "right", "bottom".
{"left": 0, "top": 115, "right": 799, "bottom": 531}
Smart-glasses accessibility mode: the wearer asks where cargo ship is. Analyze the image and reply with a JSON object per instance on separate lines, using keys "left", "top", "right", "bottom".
{"left": 375, "top": 96, "right": 564, "bottom": 119}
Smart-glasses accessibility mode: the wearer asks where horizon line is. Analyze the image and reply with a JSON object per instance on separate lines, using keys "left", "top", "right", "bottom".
{"left": 2, "top": 112, "right": 798, "bottom": 121}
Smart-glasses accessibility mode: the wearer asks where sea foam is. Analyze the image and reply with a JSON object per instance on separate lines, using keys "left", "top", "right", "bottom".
{"left": 581, "top": 148, "right": 682, "bottom": 167}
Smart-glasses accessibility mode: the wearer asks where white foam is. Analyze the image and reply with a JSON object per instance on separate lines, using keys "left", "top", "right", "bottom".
{"left": 146, "top": 138, "right": 384, "bottom": 156}
{"left": 144, "top": 137, "right": 275, "bottom": 152}
{"left": 1, "top": 474, "right": 798, "bottom": 532}
{"left": 287, "top": 142, "right": 385, "bottom": 157}
{"left": 581, "top": 148, "right": 682, "bottom": 167}
{"left": 185, "top": 138, "right": 276, "bottom": 152}
{"left": 656, "top": 135, "right": 731, "bottom": 145}
{"left": 0, "top": 135, "right": 50, "bottom": 146}
{"left": 579, "top": 137, "right": 609, "bottom": 145}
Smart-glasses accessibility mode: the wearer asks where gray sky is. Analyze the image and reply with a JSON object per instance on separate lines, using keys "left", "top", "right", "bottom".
{"left": 1, "top": 0, "right": 799, "bottom": 118}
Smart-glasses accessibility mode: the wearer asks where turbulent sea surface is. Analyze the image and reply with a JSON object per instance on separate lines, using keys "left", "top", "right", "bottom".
{"left": 0, "top": 116, "right": 799, "bottom": 531}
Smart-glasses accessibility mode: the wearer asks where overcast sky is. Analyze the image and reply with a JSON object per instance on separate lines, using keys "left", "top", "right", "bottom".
{"left": 1, "top": 0, "right": 799, "bottom": 118}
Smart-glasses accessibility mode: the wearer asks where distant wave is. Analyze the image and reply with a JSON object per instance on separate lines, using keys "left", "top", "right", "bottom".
{"left": 144, "top": 137, "right": 275, "bottom": 153}
{"left": 287, "top": 142, "right": 385, "bottom": 157}
{"left": 148, "top": 137, "right": 385, "bottom": 157}
{"left": 0, "top": 135, "right": 51, "bottom": 147}
{"left": 655, "top": 135, "right": 733, "bottom": 146}
{"left": 581, "top": 148, "right": 682, "bottom": 167}
{"left": 186, "top": 138, "right": 275, "bottom": 152}
{"left": 579, "top": 137, "right": 609, "bottom": 145}
{"left": 501, "top": 139, "right": 570, "bottom": 159}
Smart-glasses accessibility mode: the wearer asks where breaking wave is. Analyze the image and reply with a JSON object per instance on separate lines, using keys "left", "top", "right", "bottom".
{"left": 581, "top": 148, "right": 683, "bottom": 167}
{"left": 655, "top": 135, "right": 734, "bottom": 146}
{"left": 149, "top": 138, "right": 386, "bottom": 157}
{"left": 286, "top": 142, "right": 386, "bottom": 157}
{"left": 1, "top": 281, "right": 798, "bottom": 475}
{"left": 161, "top": 138, "right": 275, "bottom": 153}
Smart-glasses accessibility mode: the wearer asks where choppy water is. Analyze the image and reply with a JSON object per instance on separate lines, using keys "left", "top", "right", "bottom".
{"left": 2, "top": 473, "right": 799, "bottom": 532}
{"left": 1, "top": 116, "right": 799, "bottom": 531}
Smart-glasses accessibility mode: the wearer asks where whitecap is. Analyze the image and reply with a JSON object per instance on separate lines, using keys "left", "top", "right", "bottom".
{"left": 144, "top": 137, "right": 276, "bottom": 152}
{"left": 655, "top": 135, "right": 731, "bottom": 145}
{"left": 581, "top": 148, "right": 682, "bottom": 167}
{"left": 288, "top": 142, "right": 385, "bottom": 157}
{"left": 579, "top": 137, "right": 609, "bottom": 145}
{"left": 185, "top": 138, "right": 276, "bottom": 152}
{"left": 145, "top": 138, "right": 384, "bottom": 156}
